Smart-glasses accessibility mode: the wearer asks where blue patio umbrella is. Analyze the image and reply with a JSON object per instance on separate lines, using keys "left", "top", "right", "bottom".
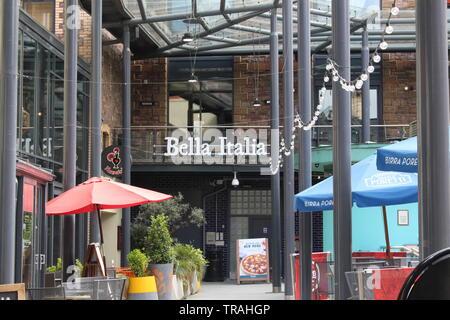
{"left": 295, "top": 153, "right": 418, "bottom": 257}
{"left": 376, "top": 126, "right": 450, "bottom": 172}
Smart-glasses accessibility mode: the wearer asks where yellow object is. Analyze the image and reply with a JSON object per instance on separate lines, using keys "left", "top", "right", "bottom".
{"left": 128, "top": 276, "right": 157, "bottom": 294}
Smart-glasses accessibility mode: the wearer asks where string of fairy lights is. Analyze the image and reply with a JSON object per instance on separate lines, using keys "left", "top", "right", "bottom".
{"left": 268, "top": 2, "right": 400, "bottom": 175}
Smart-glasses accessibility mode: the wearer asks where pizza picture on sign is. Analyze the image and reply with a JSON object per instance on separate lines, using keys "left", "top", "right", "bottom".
{"left": 240, "top": 253, "right": 268, "bottom": 275}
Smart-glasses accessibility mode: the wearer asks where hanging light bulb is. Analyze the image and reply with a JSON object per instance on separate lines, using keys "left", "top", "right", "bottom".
{"left": 373, "top": 53, "right": 381, "bottom": 63}
{"left": 232, "top": 172, "right": 239, "bottom": 187}
{"left": 367, "top": 65, "right": 375, "bottom": 73}
{"left": 391, "top": 6, "right": 400, "bottom": 16}
{"left": 385, "top": 24, "right": 394, "bottom": 35}
{"left": 361, "top": 73, "right": 369, "bottom": 81}
{"left": 379, "top": 41, "right": 388, "bottom": 51}
{"left": 252, "top": 99, "right": 262, "bottom": 107}
{"left": 188, "top": 73, "right": 198, "bottom": 83}
{"left": 326, "top": 63, "right": 333, "bottom": 71}
{"left": 333, "top": 75, "right": 339, "bottom": 82}
{"left": 182, "top": 32, "right": 194, "bottom": 43}
{"left": 355, "top": 79, "right": 364, "bottom": 89}
{"left": 324, "top": 75, "right": 330, "bottom": 83}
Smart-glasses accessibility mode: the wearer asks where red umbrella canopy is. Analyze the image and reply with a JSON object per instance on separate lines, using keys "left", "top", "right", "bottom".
{"left": 46, "top": 177, "right": 173, "bottom": 216}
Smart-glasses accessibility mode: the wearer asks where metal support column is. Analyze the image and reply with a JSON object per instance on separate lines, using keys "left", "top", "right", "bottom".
{"left": 121, "top": 25, "right": 131, "bottom": 267}
{"left": 0, "top": 0, "right": 19, "bottom": 284}
{"left": 332, "top": 0, "right": 352, "bottom": 300}
{"left": 89, "top": 0, "right": 102, "bottom": 244}
{"left": 297, "top": 0, "right": 312, "bottom": 300}
{"left": 416, "top": 0, "right": 450, "bottom": 259}
{"left": 62, "top": 0, "right": 78, "bottom": 282}
{"left": 361, "top": 25, "right": 371, "bottom": 143}
{"left": 282, "top": 0, "right": 295, "bottom": 300}
{"left": 270, "top": 7, "right": 282, "bottom": 294}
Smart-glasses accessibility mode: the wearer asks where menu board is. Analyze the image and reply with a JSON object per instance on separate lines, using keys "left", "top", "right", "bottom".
{"left": 236, "top": 238, "right": 270, "bottom": 284}
{"left": 0, "top": 284, "right": 25, "bottom": 300}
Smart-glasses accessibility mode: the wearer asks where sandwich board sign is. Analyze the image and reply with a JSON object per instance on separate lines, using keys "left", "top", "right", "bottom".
{"left": 236, "top": 238, "right": 270, "bottom": 284}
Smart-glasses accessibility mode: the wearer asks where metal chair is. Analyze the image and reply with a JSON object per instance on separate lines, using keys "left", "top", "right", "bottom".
{"left": 27, "top": 287, "right": 65, "bottom": 300}
{"left": 398, "top": 247, "right": 450, "bottom": 300}
{"left": 92, "top": 278, "right": 126, "bottom": 300}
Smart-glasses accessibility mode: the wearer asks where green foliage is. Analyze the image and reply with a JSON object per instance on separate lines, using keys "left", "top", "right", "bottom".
{"left": 131, "top": 193, "right": 205, "bottom": 250}
{"left": 75, "top": 259, "right": 84, "bottom": 275}
{"left": 46, "top": 258, "right": 62, "bottom": 273}
{"left": 144, "top": 215, "right": 174, "bottom": 265}
{"left": 127, "top": 249, "right": 149, "bottom": 277}
{"left": 173, "top": 243, "right": 208, "bottom": 285}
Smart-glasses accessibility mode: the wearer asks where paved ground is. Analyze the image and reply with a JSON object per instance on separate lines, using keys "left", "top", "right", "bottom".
{"left": 186, "top": 281, "right": 286, "bottom": 300}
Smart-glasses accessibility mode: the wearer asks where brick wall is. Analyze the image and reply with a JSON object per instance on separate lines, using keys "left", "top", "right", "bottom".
{"left": 382, "top": 52, "right": 417, "bottom": 128}
{"left": 54, "top": 0, "right": 92, "bottom": 62}
{"left": 131, "top": 58, "right": 168, "bottom": 127}
{"left": 382, "top": 0, "right": 415, "bottom": 10}
{"left": 233, "top": 55, "right": 299, "bottom": 128}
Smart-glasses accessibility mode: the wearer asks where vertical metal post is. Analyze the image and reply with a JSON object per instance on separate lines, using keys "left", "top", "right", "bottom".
{"left": 282, "top": 0, "right": 295, "bottom": 300}
{"left": 121, "top": 25, "right": 131, "bottom": 267}
{"left": 361, "top": 25, "right": 371, "bottom": 143}
{"left": 270, "top": 7, "right": 282, "bottom": 294}
{"left": 62, "top": 0, "right": 78, "bottom": 282}
{"left": 332, "top": 0, "right": 352, "bottom": 300}
{"left": 297, "top": 0, "right": 312, "bottom": 300}
{"left": 416, "top": 0, "right": 450, "bottom": 259}
{"left": 89, "top": 0, "right": 102, "bottom": 244}
{"left": 0, "top": 0, "right": 19, "bottom": 285}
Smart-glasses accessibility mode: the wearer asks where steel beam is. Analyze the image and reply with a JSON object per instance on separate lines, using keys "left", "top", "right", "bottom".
{"left": 121, "top": 25, "right": 132, "bottom": 267}
{"left": 89, "top": 0, "right": 102, "bottom": 244}
{"left": 282, "top": 0, "right": 295, "bottom": 300}
{"left": 157, "top": 7, "right": 274, "bottom": 53}
{"left": 104, "top": 2, "right": 281, "bottom": 28}
{"left": 270, "top": 8, "right": 282, "bottom": 294}
{"left": 416, "top": 0, "right": 450, "bottom": 259}
{"left": 62, "top": 0, "right": 78, "bottom": 282}
{"left": 332, "top": 0, "right": 352, "bottom": 300}
{"left": 361, "top": 26, "right": 371, "bottom": 143}
{"left": 297, "top": 0, "right": 312, "bottom": 300}
{"left": 0, "top": 0, "right": 19, "bottom": 285}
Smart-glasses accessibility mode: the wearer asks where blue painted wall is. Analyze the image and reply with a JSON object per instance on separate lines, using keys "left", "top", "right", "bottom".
{"left": 323, "top": 203, "right": 418, "bottom": 253}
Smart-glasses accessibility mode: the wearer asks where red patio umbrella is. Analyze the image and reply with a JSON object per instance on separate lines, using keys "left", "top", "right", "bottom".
{"left": 46, "top": 177, "right": 173, "bottom": 244}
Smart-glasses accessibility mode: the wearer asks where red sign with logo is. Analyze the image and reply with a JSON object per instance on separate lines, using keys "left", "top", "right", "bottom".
{"left": 102, "top": 145, "right": 123, "bottom": 177}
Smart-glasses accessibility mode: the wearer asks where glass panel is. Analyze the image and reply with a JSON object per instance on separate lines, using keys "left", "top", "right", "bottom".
{"left": 22, "top": 0, "right": 55, "bottom": 32}
{"left": 22, "top": 34, "right": 36, "bottom": 155}
{"left": 22, "top": 183, "right": 35, "bottom": 288}
{"left": 36, "top": 47, "right": 51, "bottom": 157}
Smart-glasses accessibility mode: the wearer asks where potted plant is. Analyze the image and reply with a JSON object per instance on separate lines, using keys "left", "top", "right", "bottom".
{"left": 127, "top": 249, "right": 158, "bottom": 300}
{"left": 173, "top": 243, "right": 208, "bottom": 297}
{"left": 144, "top": 214, "right": 175, "bottom": 300}
{"left": 173, "top": 243, "right": 196, "bottom": 298}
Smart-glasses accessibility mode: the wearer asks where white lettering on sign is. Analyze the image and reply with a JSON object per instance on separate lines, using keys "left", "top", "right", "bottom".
{"left": 364, "top": 172, "right": 413, "bottom": 188}
{"left": 304, "top": 199, "right": 333, "bottom": 208}
{"left": 164, "top": 128, "right": 270, "bottom": 165}
{"left": 385, "top": 156, "right": 418, "bottom": 167}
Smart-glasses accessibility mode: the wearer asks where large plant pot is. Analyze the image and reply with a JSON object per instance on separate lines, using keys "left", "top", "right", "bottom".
{"left": 149, "top": 263, "right": 174, "bottom": 300}
{"left": 172, "top": 275, "right": 185, "bottom": 300}
{"left": 191, "top": 272, "right": 199, "bottom": 294}
{"left": 127, "top": 276, "right": 158, "bottom": 300}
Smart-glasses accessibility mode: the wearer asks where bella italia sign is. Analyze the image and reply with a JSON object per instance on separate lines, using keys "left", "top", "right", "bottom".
{"left": 163, "top": 128, "right": 272, "bottom": 166}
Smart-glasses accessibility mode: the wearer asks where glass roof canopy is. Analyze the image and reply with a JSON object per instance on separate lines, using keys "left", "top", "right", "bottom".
{"left": 101, "top": 0, "right": 450, "bottom": 58}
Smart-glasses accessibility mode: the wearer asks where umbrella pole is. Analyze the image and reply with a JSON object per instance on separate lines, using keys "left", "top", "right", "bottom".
{"left": 382, "top": 206, "right": 392, "bottom": 264}
{"left": 97, "top": 208, "right": 104, "bottom": 245}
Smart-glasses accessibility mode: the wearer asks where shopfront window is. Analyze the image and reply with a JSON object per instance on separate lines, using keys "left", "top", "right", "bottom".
{"left": 17, "top": 27, "right": 90, "bottom": 183}
{"left": 22, "top": 0, "right": 55, "bottom": 32}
